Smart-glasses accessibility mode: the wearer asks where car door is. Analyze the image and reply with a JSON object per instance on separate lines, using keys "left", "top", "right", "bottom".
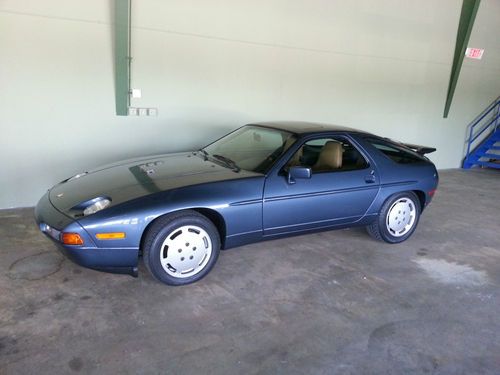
{"left": 263, "top": 135, "right": 380, "bottom": 236}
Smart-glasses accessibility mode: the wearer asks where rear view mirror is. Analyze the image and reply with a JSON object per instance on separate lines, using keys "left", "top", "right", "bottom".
{"left": 287, "top": 166, "right": 311, "bottom": 184}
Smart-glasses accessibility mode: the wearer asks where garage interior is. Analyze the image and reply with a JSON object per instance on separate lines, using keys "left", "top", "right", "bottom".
{"left": 1, "top": 1, "right": 499, "bottom": 374}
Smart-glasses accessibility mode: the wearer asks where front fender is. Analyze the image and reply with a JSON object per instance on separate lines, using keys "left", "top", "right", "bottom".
{"left": 76, "top": 177, "right": 265, "bottom": 249}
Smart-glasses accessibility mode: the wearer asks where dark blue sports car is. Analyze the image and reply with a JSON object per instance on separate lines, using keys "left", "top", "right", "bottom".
{"left": 36, "top": 122, "right": 438, "bottom": 285}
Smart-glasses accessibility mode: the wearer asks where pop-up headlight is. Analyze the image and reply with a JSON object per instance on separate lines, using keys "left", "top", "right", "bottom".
{"left": 83, "top": 198, "right": 111, "bottom": 216}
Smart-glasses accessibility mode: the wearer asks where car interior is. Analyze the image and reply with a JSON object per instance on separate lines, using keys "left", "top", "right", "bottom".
{"left": 286, "top": 138, "right": 368, "bottom": 173}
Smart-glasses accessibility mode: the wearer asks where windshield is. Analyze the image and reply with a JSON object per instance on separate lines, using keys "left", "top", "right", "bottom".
{"left": 202, "top": 125, "right": 297, "bottom": 173}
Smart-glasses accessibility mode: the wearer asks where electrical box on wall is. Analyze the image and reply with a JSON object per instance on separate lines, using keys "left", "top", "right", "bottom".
{"left": 131, "top": 88, "right": 142, "bottom": 98}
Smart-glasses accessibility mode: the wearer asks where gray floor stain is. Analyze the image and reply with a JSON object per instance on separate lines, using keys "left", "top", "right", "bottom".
{"left": 366, "top": 319, "right": 472, "bottom": 371}
{"left": 68, "top": 357, "right": 84, "bottom": 372}
{"left": 413, "top": 258, "right": 490, "bottom": 286}
{"left": 8, "top": 251, "right": 64, "bottom": 281}
{"left": 0, "top": 336, "right": 19, "bottom": 356}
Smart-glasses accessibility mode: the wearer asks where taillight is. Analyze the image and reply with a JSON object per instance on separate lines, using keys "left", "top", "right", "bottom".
{"left": 61, "top": 232, "right": 84, "bottom": 245}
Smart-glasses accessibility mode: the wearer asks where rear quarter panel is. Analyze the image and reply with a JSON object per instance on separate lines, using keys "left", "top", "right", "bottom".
{"left": 352, "top": 135, "right": 439, "bottom": 214}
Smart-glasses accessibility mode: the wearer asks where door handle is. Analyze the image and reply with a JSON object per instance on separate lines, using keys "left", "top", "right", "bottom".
{"left": 365, "top": 170, "right": 376, "bottom": 183}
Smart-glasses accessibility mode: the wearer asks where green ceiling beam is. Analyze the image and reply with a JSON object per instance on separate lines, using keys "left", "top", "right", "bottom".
{"left": 443, "top": 0, "right": 481, "bottom": 118}
{"left": 114, "top": 0, "right": 131, "bottom": 116}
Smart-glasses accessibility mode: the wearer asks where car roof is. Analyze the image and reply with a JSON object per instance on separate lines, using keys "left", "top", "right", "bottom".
{"left": 249, "top": 121, "right": 371, "bottom": 136}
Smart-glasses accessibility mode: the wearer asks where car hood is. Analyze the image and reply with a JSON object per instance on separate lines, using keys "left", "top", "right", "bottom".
{"left": 49, "top": 152, "right": 260, "bottom": 215}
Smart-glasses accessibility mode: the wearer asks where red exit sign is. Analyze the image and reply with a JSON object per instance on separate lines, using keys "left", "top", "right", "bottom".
{"left": 465, "top": 48, "right": 484, "bottom": 59}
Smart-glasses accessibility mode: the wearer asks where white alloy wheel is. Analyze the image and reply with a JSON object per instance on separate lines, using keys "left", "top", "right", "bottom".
{"left": 160, "top": 225, "right": 213, "bottom": 278}
{"left": 385, "top": 197, "right": 417, "bottom": 237}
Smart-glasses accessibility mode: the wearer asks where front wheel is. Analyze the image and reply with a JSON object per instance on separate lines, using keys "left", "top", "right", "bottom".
{"left": 367, "top": 192, "right": 421, "bottom": 243}
{"left": 143, "top": 210, "right": 220, "bottom": 286}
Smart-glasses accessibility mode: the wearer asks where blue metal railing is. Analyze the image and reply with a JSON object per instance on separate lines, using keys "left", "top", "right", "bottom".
{"left": 464, "top": 97, "right": 500, "bottom": 164}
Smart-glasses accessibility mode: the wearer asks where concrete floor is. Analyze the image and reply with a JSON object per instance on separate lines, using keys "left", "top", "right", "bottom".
{"left": 0, "top": 169, "right": 499, "bottom": 374}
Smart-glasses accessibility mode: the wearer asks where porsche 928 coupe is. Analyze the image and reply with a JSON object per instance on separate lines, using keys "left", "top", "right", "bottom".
{"left": 36, "top": 122, "right": 438, "bottom": 285}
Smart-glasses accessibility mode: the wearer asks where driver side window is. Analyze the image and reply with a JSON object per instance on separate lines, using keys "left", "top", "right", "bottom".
{"left": 286, "top": 137, "right": 368, "bottom": 172}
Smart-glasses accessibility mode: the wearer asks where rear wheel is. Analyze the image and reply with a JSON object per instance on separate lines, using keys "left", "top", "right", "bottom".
{"left": 367, "top": 192, "right": 420, "bottom": 243}
{"left": 143, "top": 210, "right": 220, "bottom": 285}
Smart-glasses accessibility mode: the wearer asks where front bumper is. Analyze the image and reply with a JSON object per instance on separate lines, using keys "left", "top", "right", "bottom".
{"left": 35, "top": 192, "right": 139, "bottom": 277}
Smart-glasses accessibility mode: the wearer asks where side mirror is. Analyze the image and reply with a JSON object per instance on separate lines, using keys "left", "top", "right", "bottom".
{"left": 287, "top": 166, "right": 311, "bottom": 184}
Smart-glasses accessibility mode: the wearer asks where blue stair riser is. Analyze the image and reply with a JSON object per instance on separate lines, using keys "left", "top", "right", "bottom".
{"left": 478, "top": 143, "right": 496, "bottom": 151}
{"left": 469, "top": 152, "right": 500, "bottom": 162}
{"left": 478, "top": 145, "right": 499, "bottom": 153}
{"left": 476, "top": 161, "right": 500, "bottom": 169}
{"left": 480, "top": 153, "right": 500, "bottom": 159}
{"left": 464, "top": 138, "right": 500, "bottom": 168}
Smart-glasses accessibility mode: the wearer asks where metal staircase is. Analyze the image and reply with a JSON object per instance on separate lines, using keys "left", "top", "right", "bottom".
{"left": 463, "top": 97, "right": 500, "bottom": 169}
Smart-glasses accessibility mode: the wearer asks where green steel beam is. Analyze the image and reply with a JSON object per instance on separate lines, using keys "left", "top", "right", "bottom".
{"left": 443, "top": 0, "right": 481, "bottom": 118}
{"left": 114, "top": 0, "right": 131, "bottom": 116}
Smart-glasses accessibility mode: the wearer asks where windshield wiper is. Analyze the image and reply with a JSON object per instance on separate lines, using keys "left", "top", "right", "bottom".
{"left": 212, "top": 154, "right": 240, "bottom": 172}
{"left": 197, "top": 148, "right": 209, "bottom": 161}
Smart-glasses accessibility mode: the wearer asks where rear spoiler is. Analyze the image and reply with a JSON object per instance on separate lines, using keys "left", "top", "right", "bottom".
{"left": 400, "top": 142, "right": 436, "bottom": 155}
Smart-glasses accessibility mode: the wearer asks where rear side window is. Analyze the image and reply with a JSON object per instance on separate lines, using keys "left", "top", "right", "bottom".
{"left": 365, "top": 138, "right": 424, "bottom": 164}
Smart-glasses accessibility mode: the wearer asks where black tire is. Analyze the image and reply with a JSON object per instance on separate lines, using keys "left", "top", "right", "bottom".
{"left": 367, "top": 191, "right": 421, "bottom": 244}
{"left": 143, "top": 210, "right": 220, "bottom": 286}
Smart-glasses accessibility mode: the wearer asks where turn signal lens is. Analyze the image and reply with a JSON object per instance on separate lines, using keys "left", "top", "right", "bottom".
{"left": 61, "top": 232, "right": 84, "bottom": 245}
{"left": 95, "top": 232, "right": 126, "bottom": 240}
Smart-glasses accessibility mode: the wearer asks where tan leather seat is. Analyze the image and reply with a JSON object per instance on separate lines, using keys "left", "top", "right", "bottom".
{"left": 283, "top": 137, "right": 295, "bottom": 151}
{"left": 313, "top": 141, "right": 343, "bottom": 171}
{"left": 284, "top": 138, "right": 302, "bottom": 167}
{"left": 289, "top": 147, "right": 303, "bottom": 166}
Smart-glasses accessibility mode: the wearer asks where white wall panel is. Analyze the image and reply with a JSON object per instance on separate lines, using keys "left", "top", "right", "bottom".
{"left": 0, "top": 0, "right": 499, "bottom": 208}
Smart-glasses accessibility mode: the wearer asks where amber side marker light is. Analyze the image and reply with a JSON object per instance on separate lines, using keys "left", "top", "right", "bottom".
{"left": 96, "top": 232, "right": 126, "bottom": 240}
{"left": 61, "top": 233, "right": 84, "bottom": 245}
